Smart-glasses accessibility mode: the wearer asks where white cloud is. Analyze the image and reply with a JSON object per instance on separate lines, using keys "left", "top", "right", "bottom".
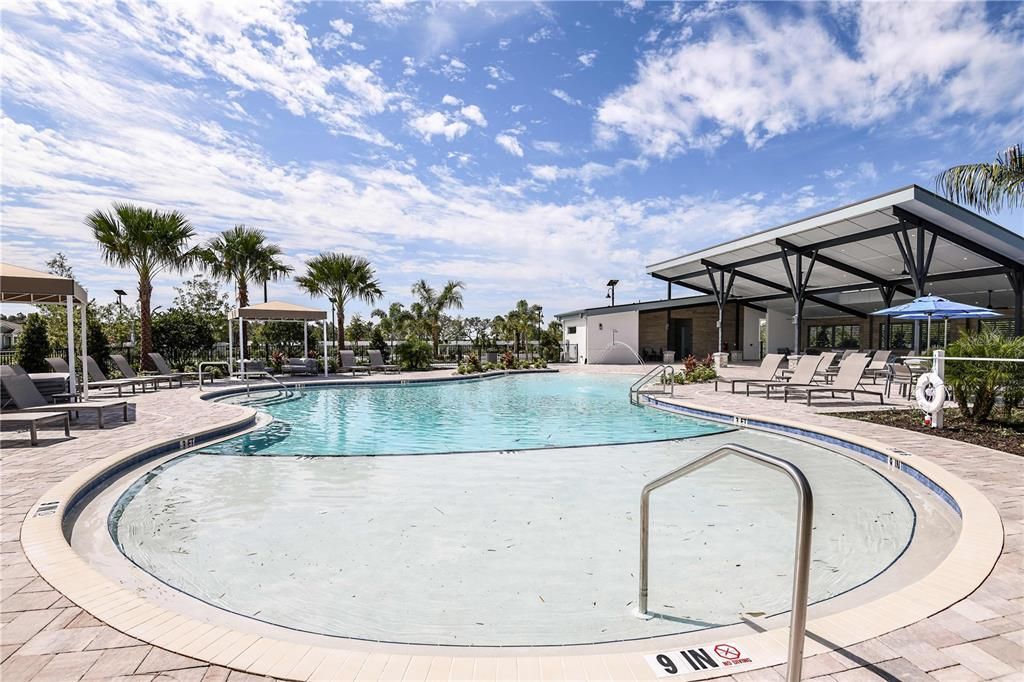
{"left": 857, "top": 162, "right": 878, "bottom": 182}
{"left": 330, "top": 18, "right": 354, "bottom": 36}
{"left": 624, "top": 0, "right": 645, "bottom": 9}
{"left": 527, "top": 26, "right": 555, "bottom": 43}
{"left": 528, "top": 158, "right": 647, "bottom": 190}
{"left": 577, "top": 51, "right": 598, "bottom": 68}
{"left": 495, "top": 133, "right": 524, "bottom": 157}
{"left": 440, "top": 54, "right": 468, "bottom": 81}
{"left": 550, "top": 88, "right": 583, "bottom": 106}
{"left": 410, "top": 111, "right": 470, "bottom": 141}
{"left": 485, "top": 65, "right": 514, "bottom": 82}
{"left": 442, "top": 94, "right": 463, "bottom": 106}
{"left": 597, "top": 2, "right": 1024, "bottom": 157}
{"left": 498, "top": 38, "right": 511, "bottom": 50}
{"left": 532, "top": 140, "right": 563, "bottom": 155}
{"left": 529, "top": 165, "right": 561, "bottom": 182}
{"left": 460, "top": 104, "right": 487, "bottom": 127}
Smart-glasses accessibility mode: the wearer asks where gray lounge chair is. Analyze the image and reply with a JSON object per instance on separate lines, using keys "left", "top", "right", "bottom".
{"left": 87, "top": 356, "right": 159, "bottom": 394}
{"left": 747, "top": 354, "right": 823, "bottom": 399}
{"left": 783, "top": 353, "right": 884, "bottom": 405}
{"left": 367, "top": 349, "right": 399, "bottom": 374}
{"left": 1, "top": 372, "right": 132, "bottom": 429}
{"left": 339, "top": 350, "right": 370, "bottom": 375}
{"left": 1, "top": 364, "right": 75, "bottom": 406}
{"left": 281, "top": 357, "right": 317, "bottom": 375}
{"left": 714, "top": 354, "right": 784, "bottom": 393}
{"left": 0, "top": 412, "right": 70, "bottom": 445}
{"left": 48, "top": 357, "right": 134, "bottom": 397}
{"left": 111, "top": 354, "right": 182, "bottom": 389}
{"left": 147, "top": 353, "right": 210, "bottom": 385}
{"left": 863, "top": 350, "right": 892, "bottom": 384}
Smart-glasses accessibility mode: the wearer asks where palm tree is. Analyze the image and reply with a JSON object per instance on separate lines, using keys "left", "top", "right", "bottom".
{"left": 936, "top": 144, "right": 1024, "bottom": 214}
{"left": 507, "top": 299, "right": 543, "bottom": 357}
{"left": 87, "top": 202, "right": 198, "bottom": 369}
{"left": 372, "top": 302, "right": 414, "bottom": 353}
{"left": 411, "top": 279, "right": 465, "bottom": 357}
{"left": 295, "top": 253, "right": 383, "bottom": 357}
{"left": 201, "top": 225, "right": 292, "bottom": 309}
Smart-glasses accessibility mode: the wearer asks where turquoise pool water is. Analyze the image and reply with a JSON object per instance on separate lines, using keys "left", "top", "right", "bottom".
{"left": 211, "top": 373, "right": 729, "bottom": 456}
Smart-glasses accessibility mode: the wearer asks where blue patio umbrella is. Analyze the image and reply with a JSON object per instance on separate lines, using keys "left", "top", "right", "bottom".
{"left": 872, "top": 295, "right": 1000, "bottom": 348}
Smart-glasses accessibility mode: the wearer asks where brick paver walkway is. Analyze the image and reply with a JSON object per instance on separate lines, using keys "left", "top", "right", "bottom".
{"left": 1, "top": 366, "right": 1021, "bottom": 681}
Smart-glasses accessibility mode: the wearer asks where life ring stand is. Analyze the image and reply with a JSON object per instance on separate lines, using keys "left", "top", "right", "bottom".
{"left": 915, "top": 372, "right": 946, "bottom": 413}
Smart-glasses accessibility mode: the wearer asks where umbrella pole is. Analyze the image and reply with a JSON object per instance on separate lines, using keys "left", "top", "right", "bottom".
{"left": 926, "top": 316, "right": 932, "bottom": 352}
{"left": 944, "top": 318, "right": 948, "bottom": 347}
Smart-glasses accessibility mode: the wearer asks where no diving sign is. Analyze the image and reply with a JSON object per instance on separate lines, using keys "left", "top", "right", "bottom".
{"left": 645, "top": 643, "right": 754, "bottom": 678}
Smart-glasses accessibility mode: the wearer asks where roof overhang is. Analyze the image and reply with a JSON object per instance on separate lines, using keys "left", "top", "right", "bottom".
{"left": 647, "top": 185, "right": 1024, "bottom": 318}
{"left": 0, "top": 262, "right": 88, "bottom": 305}
{"left": 229, "top": 300, "right": 327, "bottom": 321}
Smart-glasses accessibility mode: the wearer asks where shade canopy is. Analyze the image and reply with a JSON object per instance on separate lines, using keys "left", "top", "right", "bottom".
{"left": 0, "top": 263, "right": 87, "bottom": 304}
{"left": 873, "top": 295, "right": 1000, "bottom": 319}
{"left": 229, "top": 300, "right": 327, "bottom": 321}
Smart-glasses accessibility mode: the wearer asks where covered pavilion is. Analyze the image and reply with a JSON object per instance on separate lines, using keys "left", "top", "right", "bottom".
{"left": 227, "top": 301, "right": 328, "bottom": 376}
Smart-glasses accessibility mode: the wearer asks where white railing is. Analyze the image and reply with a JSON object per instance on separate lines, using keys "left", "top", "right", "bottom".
{"left": 629, "top": 364, "right": 676, "bottom": 405}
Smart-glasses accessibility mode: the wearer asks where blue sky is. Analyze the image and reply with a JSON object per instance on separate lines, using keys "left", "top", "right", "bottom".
{"left": 2, "top": 0, "right": 1023, "bottom": 320}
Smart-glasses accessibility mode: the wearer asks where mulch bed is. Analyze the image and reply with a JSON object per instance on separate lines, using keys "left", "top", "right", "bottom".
{"left": 831, "top": 407, "right": 1024, "bottom": 456}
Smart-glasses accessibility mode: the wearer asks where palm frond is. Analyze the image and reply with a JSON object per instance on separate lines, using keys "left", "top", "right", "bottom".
{"left": 936, "top": 144, "right": 1024, "bottom": 213}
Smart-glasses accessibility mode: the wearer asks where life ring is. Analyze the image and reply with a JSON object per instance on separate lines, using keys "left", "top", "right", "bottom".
{"left": 915, "top": 372, "right": 946, "bottom": 413}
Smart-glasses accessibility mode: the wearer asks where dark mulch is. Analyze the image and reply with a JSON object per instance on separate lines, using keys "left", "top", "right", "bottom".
{"left": 831, "top": 407, "right": 1024, "bottom": 456}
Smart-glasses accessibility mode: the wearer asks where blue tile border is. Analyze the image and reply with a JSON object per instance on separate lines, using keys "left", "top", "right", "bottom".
{"left": 645, "top": 396, "right": 962, "bottom": 517}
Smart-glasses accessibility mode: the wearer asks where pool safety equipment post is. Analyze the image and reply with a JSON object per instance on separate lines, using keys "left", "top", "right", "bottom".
{"left": 636, "top": 444, "right": 813, "bottom": 682}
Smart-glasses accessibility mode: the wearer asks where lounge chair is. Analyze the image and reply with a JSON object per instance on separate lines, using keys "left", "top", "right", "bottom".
{"left": 714, "top": 354, "right": 784, "bottom": 393}
{"left": 885, "top": 362, "right": 916, "bottom": 399}
{"left": 1, "top": 372, "right": 132, "bottom": 429}
{"left": 367, "top": 349, "right": 399, "bottom": 374}
{"left": 782, "top": 353, "right": 884, "bottom": 405}
{"left": 0, "top": 412, "right": 70, "bottom": 445}
{"left": 1, "top": 364, "right": 75, "bottom": 406}
{"left": 112, "top": 354, "right": 183, "bottom": 389}
{"left": 147, "top": 353, "right": 210, "bottom": 385}
{"left": 281, "top": 357, "right": 317, "bottom": 375}
{"left": 862, "top": 350, "right": 892, "bottom": 384}
{"left": 47, "top": 357, "right": 135, "bottom": 397}
{"left": 823, "top": 349, "right": 857, "bottom": 382}
{"left": 339, "top": 350, "right": 370, "bottom": 375}
{"left": 86, "top": 356, "right": 159, "bottom": 394}
{"left": 747, "top": 354, "right": 823, "bottom": 399}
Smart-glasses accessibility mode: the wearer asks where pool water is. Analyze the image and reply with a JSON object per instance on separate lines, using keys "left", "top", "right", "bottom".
{"left": 212, "top": 373, "right": 729, "bottom": 456}
{"left": 107, "top": 375, "right": 917, "bottom": 646}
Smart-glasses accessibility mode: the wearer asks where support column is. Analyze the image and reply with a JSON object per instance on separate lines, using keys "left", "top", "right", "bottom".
{"left": 322, "top": 320, "right": 328, "bottom": 376}
{"left": 705, "top": 266, "right": 736, "bottom": 353}
{"left": 779, "top": 247, "right": 817, "bottom": 354}
{"left": 894, "top": 224, "right": 937, "bottom": 352}
{"left": 878, "top": 285, "right": 896, "bottom": 350}
{"left": 303, "top": 322, "right": 309, "bottom": 356}
{"left": 227, "top": 312, "right": 234, "bottom": 377}
{"left": 1009, "top": 270, "right": 1024, "bottom": 337}
{"left": 80, "top": 296, "right": 89, "bottom": 399}
{"left": 666, "top": 281, "right": 672, "bottom": 300}
{"left": 65, "top": 295, "right": 77, "bottom": 397}
{"left": 238, "top": 316, "right": 245, "bottom": 374}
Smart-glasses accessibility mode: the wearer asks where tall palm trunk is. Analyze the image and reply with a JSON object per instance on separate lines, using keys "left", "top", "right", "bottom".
{"left": 337, "top": 303, "right": 346, "bottom": 355}
{"left": 237, "top": 281, "right": 250, "bottom": 360}
{"left": 138, "top": 278, "right": 154, "bottom": 370}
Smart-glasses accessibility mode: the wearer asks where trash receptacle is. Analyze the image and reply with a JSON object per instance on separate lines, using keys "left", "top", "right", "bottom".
{"left": 662, "top": 351, "right": 676, "bottom": 364}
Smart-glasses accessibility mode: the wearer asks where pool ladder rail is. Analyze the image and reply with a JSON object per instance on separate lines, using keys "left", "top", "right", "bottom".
{"left": 239, "top": 370, "right": 301, "bottom": 399}
{"left": 629, "top": 364, "right": 676, "bottom": 405}
{"left": 636, "top": 443, "right": 813, "bottom": 682}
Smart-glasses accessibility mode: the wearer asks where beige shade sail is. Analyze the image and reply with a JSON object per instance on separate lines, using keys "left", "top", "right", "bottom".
{"left": 229, "top": 300, "right": 327, "bottom": 321}
{"left": 0, "top": 263, "right": 88, "bottom": 304}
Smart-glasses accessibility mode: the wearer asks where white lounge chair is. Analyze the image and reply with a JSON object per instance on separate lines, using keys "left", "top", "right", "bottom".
{"left": 783, "top": 353, "right": 884, "bottom": 405}
{"left": 714, "top": 354, "right": 784, "bottom": 393}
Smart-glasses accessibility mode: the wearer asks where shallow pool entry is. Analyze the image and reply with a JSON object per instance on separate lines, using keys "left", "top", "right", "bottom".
{"left": 210, "top": 374, "right": 730, "bottom": 456}
{"left": 110, "top": 425, "right": 916, "bottom": 646}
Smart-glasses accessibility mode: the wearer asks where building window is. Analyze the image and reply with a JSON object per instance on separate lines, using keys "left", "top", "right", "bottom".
{"left": 980, "top": 319, "right": 1016, "bottom": 337}
{"left": 881, "top": 322, "right": 914, "bottom": 349}
{"left": 808, "top": 324, "right": 861, "bottom": 349}
{"left": 566, "top": 326, "right": 577, "bottom": 334}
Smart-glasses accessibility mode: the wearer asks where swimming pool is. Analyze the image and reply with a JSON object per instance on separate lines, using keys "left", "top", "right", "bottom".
{"left": 211, "top": 373, "right": 729, "bottom": 455}
{"left": 100, "top": 374, "right": 927, "bottom": 646}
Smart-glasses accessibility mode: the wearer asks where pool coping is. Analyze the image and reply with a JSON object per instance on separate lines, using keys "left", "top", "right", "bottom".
{"left": 20, "top": 387, "right": 1003, "bottom": 681}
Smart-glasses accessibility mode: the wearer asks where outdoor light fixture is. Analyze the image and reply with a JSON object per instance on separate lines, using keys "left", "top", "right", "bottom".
{"left": 606, "top": 279, "right": 619, "bottom": 306}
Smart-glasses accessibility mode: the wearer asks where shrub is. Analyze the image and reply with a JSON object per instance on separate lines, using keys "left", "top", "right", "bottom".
{"left": 501, "top": 350, "right": 518, "bottom": 369}
{"left": 945, "top": 330, "right": 1024, "bottom": 423}
{"left": 14, "top": 313, "right": 51, "bottom": 372}
{"left": 685, "top": 365, "right": 718, "bottom": 383}
{"left": 270, "top": 350, "right": 285, "bottom": 373}
{"left": 87, "top": 316, "right": 112, "bottom": 376}
{"left": 459, "top": 353, "right": 482, "bottom": 374}
{"left": 397, "top": 337, "right": 433, "bottom": 371}
{"left": 681, "top": 354, "right": 699, "bottom": 374}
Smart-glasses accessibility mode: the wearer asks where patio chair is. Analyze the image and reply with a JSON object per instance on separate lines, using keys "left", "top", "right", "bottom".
{"left": 783, "top": 353, "right": 884, "bottom": 405}
{"left": 862, "top": 350, "right": 892, "bottom": 384}
{"left": 367, "top": 349, "right": 399, "bottom": 374}
{"left": 112, "top": 354, "right": 183, "bottom": 389}
{"left": 281, "top": 357, "right": 317, "bottom": 375}
{"left": 1, "top": 372, "right": 132, "bottom": 429}
{"left": 823, "top": 349, "right": 858, "bottom": 382}
{"left": 0, "top": 412, "right": 70, "bottom": 445}
{"left": 339, "top": 350, "right": 371, "bottom": 375}
{"left": 886, "top": 362, "right": 916, "bottom": 399}
{"left": 147, "top": 353, "right": 210, "bottom": 385}
{"left": 1, "top": 364, "right": 75, "bottom": 405}
{"left": 86, "top": 356, "right": 159, "bottom": 394}
{"left": 48, "top": 357, "right": 135, "bottom": 397}
{"left": 746, "top": 354, "right": 823, "bottom": 399}
{"left": 714, "top": 353, "right": 784, "bottom": 393}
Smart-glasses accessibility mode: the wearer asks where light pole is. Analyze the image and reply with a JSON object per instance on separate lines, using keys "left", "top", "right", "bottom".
{"left": 114, "top": 289, "right": 129, "bottom": 361}
{"left": 606, "top": 279, "right": 619, "bottom": 307}
{"left": 328, "top": 296, "right": 336, "bottom": 353}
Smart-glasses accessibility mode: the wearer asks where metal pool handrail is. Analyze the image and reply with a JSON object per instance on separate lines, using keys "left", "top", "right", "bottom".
{"left": 636, "top": 443, "right": 813, "bottom": 682}
{"left": 629, "top": 364, "right": 675, "bottom": 405}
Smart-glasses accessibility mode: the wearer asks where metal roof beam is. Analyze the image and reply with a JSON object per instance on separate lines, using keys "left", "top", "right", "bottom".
{"left": 776, "top": 238, "right": 917, "bottom": 297}
{"left": 894, "top": 206, "right": 1022, "bottom": 270}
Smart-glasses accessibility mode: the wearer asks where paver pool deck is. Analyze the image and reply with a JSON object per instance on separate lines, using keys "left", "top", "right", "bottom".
{"left": 0, "top": 364, "right": 1020, "bottom": 681}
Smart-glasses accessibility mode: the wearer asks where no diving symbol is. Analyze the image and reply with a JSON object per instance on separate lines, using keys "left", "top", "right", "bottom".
{"left": 714, "top": 644, "right": 740, "bottom": 660}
